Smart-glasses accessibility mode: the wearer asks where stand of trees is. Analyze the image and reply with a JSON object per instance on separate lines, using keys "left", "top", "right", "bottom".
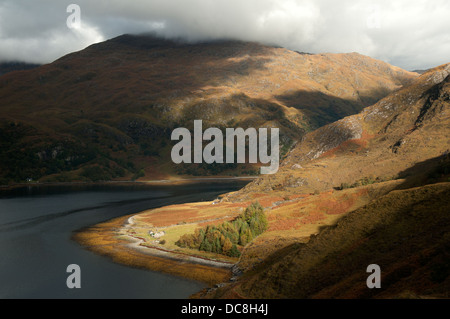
{"left": 175, "top": 201, "right": 268, "bottom": 257}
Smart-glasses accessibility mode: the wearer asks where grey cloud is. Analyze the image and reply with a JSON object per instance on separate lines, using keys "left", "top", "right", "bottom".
{"left": 0, "top": 0, "right": 449, "bottom": 70}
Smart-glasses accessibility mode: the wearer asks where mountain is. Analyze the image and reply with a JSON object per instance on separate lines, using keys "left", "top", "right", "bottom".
{"left": 226, "top": 63, "right": 450, "bottom": 197}
{"left": 0, "top": 62, "right": 40, "bottom": 76}
{"left": 412, "top": 69, "right": 429, "bottom": 75}
{"left": 0, "top": 34, "right": 417, "bottom": 184}
{"left": 201, "top": 63, "right": 450, "bottom": 299}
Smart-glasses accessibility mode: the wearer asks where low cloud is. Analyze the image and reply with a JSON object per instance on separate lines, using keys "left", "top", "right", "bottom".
{"left": 0, "top": 0, "right": 449, "bottom": 70}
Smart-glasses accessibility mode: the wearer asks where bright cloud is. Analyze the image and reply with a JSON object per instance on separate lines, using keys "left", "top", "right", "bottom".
{"left": 0, "top": 0, "right": 449, "bottom": 70}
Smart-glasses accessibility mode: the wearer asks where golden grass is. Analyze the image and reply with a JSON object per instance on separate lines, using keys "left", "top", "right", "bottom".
{"left": 136, "top": 201, "right": 249, "bottom": 227}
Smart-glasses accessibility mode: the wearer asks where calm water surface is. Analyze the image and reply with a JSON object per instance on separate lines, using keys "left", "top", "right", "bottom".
{"left": 0, "top": 180, "right": 249, "bottom": 299}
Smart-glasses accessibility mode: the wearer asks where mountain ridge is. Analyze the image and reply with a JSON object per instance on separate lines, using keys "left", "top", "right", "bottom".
{"left": 0, "top": 34, "right": 417, "bottom": 183}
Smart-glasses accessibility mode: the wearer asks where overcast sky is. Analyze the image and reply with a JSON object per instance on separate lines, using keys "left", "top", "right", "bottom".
{"left": 0, "top": 0, "right": 449, "bottom": 70}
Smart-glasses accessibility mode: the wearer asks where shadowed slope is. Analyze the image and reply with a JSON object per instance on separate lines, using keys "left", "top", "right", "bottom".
{"left": 236, "top": 182, "right": 450, "bottom": 299}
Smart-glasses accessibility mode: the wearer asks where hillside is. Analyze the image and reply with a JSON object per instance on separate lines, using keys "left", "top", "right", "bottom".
{"left": 227, "top": 63, "right": 450, "bottom": 198}
{"left": 194, "top": 64, "right": 450, "bottom": 298}
{"left": 0, "top": 34, "right": 417, "bottom": 184}
{"left": 220, "top": 182, "right": 450, "bottom": 299}
{"left": 0, "top": 62, "right": 40, "bottom": 76}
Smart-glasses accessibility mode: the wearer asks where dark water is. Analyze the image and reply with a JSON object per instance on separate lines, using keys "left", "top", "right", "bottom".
{"left": 0, "top": 180, "right": 250, "bottom": 299}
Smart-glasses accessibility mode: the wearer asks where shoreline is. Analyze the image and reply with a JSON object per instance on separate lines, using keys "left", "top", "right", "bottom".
{"left": 0, "top": 176, "right": 257, "bottom": 190}
{"left": 72, "top": 213, "right": 235, "bottom": 287}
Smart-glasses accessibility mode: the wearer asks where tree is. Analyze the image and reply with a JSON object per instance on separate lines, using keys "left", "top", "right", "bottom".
{"left": 222, "top": 237, "right": 233, "bottom": 255}
{"left": 200, "top": 238, "right": 212, "bottom": 252}
{"left": 229, "top": 244, "right": 241, "bottom": 257}
{"left": 175, "top": 201, "right": 267, "bottom": 257}
{"left": 211, "top": 239, "right": 217, "bottom": 253}
{"left": 195, "top": 228, "right": 205, "bottom": 246}
{"left": 240, "top": 233, "right": 248, "bottom": 246}
{"left": 215, "top": 237, "right": 222, "bottom": 254}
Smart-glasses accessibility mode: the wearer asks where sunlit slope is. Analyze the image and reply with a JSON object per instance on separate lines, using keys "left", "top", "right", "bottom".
{"left": 229, "top": 63, "right": 450, "bottom": 199}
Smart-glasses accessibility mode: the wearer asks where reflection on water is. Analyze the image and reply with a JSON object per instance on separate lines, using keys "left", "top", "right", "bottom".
{"left": 0, "top": 180, "right": 249, "bottom": 299}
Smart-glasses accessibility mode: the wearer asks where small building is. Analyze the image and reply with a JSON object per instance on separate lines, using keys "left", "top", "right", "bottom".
{"left": 148, "top": 230, "right": 166, "bottom": 239}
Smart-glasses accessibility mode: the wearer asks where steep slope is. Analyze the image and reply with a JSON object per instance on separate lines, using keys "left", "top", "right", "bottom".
{"left": 205, "top": 64, "right": 450, "bottom": 299}
{"left": 228, "top": 63, "right": 450, "bottom": 198}
{"left": 0, "top": 34, "right": 417, "bottom": 183}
